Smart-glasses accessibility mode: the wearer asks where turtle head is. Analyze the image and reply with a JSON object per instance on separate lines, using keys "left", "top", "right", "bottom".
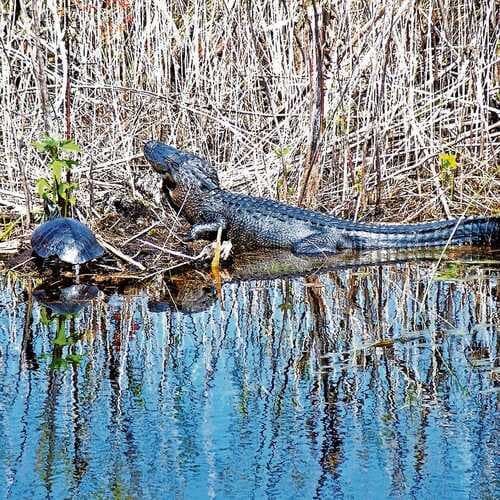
{"left": 144, "top": 140, "right": 220, "bottom": 193}
{"left": 43, "top": 197, "right": 62, "bottom": 220}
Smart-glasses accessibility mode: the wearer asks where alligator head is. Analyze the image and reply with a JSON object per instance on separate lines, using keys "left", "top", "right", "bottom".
{"left": 144, "top": 140, "right": 221, "bottom": 220}
{"left": 144, "top": 140, "right": 219, "bottom": 190}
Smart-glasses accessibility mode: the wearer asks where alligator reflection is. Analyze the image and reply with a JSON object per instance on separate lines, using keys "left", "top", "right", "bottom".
{"left": 0, "top": 250, "right": 498, "bottom": 498}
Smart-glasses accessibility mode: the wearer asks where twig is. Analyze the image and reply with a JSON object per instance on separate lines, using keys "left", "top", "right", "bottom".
{"left": 140, "top": 260, "right": 195, "bottom": 281}
{"left": 429, "top": 161, "right": 452, "bottom": 218}
{"left": 297, "top": 0, "right": 326, "bottom": 208}
{"left": 138, "top": 238, "right": 199, "bottom": 260}
{"left": 31, "top": 2, "right": 49, "bottom": 133}
{"left": 97, "top": 238, "right": 146, "bottom": 271}
{"left": 9, "top": 256, "right": 36, "bottom": 271}
{"left": 139, "top": 242, "right": 223, "bottom": 281}
{"left": 123, "top": 222, "right": 160, "bottom": 245}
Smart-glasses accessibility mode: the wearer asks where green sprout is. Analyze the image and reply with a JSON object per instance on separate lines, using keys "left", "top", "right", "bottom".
{"left": 439, "top": 152, "right": 458, "bottom": 196}
{"left": 33, "top": 136, "right": 81, "bottom": 218}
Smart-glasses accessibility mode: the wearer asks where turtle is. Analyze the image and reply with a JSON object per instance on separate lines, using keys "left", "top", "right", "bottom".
{"left": 31, "top": 216, "right": 104, "bottom": 265}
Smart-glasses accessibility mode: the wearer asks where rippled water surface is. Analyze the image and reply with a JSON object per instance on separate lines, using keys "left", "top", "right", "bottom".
{"left": 0, "top": 256, "right": 498, "bottom": 499}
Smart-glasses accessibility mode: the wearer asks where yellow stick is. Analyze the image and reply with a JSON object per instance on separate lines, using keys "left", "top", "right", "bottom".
{"left": 211, "top": 226, "right": 223, "bottom": 272}
{"left": 211, "top": 226, "right": 223, "bottom": 305}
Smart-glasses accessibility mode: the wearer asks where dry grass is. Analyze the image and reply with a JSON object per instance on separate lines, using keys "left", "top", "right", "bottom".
{"left": 0, "top": 0, "right": 499, "bottom": 247}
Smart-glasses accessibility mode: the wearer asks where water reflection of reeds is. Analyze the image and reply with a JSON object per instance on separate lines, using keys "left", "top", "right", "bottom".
{"left": 0, "top": 262, "right": 497, "bottom": 498}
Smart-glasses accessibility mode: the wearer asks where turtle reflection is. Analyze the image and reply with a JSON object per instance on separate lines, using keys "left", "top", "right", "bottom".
{"left": 34, "top": 283, "right": 99, "bottom": 369}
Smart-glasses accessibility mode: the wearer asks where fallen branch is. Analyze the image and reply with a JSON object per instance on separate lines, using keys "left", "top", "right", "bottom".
{"left": 9, "top": 256, "right": 36, "bottom": 271}
{"left": 0, "top": 239, "right": 20, "bottom": 254}
{"left": 139, "top": 238, "right": 199, "bottom": 260}
{"left": 97, "top": 238, "right": 146, "bottom": 271}
{"left": 140, "top": 260, "right": 195, "bottom": 281}
{"left": 123, "top": 222, "right": 160, "bottom": 245}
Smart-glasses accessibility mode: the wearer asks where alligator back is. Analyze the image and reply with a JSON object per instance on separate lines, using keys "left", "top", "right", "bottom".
{"left": 218, "top": 191, "right": 500, "bottom": 250}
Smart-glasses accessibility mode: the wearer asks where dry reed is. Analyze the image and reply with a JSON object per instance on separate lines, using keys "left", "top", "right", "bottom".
{"left": 0, "top": 0, "right": 498, "bottom": 239}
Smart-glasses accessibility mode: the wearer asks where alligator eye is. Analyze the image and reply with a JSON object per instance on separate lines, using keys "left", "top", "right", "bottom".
{"left": 166, "top": 157, "right": 180, "bottom": 169}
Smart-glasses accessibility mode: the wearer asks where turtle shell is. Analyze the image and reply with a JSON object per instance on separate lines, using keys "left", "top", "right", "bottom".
{"left": 31, "top": 217, "right": 104, "bottom": 265}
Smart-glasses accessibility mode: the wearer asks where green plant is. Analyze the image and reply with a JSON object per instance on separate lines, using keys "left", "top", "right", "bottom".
{"left": 38, "top": 308, "right": 85, "bottom": 370}
{"left": 273, "top": 145, "right": 291, "bottom": 158}
{"left": 0, "top": 218, "right": 18, "bottom": 242}
{"left": 438, "top": 152, "right": 458, "bottom": 196}
{"left": 274, "top": 145, "right": 295, "bottom": 200}
{"left": 433, "top": 262, "right": 462, "bottom": 281}
{"left": 335, "top": 113, "right": 349, "bottom": 136}
{"left": 354, "top": 165, "right": 365, "bottom": 194}
{"left": 33, "top": 136, "right": 81, "bottom": 217}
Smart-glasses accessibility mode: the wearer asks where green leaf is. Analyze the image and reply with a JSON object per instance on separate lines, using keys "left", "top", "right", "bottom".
{"left": 439, "top": 152, "right": 457, "bottom": 171}
{"left": 53, "top": 335, "right": 69, "bottom": 346}
{"left": 50, "top": 357, "right": 68, "bottom": 370}
{"left": 53, "top": 319, "right": 68, "bottom": 346}
{"left": 274, "top": 145, "right": 291, "bottom": 159}
{"left": 61, "top": 140, "right": 81, "bottom": 153}
{"left": 64, "top": 159, "right": 78, "bottom": 168}
{"left": 33, "top": 137, "right": 57, "bottom": 152}
{"left": 51, "top": 160, "right": 66, "bottom": 181}
{"left": 58, "top": 183, "right": 68, "bottom": 200}
{"left": 433, "top": 262, "right": 462, "bottom": 281}
{"left": 44, "top": 137, "right": 60, "bottom": 154}
{"left": 32, "top": 141, "right": 47, "bottom": 153}
{"left": 47, "top": 191, "right": 57, "bottom": 204}
{"left": 43, "top": 137, "right": 59, "bottom": 148}
{"left": 35, "top": 178, "right": 51, "bottom": 197}
{"left": 58, "top": 182, "right": 78, "bottom": 201}
{"left": 66, "top": 354, "right": 83, "bottom": 365}
{"left": 39, "top": 306, "right": 52, "bottom": 326}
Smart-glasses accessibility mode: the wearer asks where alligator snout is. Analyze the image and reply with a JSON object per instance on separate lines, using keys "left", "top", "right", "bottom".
{"left": 143, "top": 140, "right": 183, "bottom": 174}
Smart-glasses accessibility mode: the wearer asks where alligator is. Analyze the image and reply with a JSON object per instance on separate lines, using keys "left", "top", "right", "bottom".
{"left": 144, "top": 140, "right": 500, "bottom": 256}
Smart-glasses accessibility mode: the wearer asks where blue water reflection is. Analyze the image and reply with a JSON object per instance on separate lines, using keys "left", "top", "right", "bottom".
{"left": 0, "top": 261, "right": 498, "bottom": 499}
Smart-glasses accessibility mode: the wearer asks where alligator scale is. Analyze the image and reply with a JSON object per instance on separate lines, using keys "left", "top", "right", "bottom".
{"left": 144, "top": 140, "right": 500, "bottom": 256}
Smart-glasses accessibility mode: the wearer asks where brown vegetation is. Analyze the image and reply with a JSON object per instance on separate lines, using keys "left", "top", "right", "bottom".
{"left": 0, "top": 0, "right": 499, "bottom": 270}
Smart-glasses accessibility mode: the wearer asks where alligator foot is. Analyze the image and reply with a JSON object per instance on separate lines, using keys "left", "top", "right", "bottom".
{"left": 186, "top": 221, "right": 227, "bottom": 241}
{"left": 199, "top": 240, "right": 233, "bottom": 261}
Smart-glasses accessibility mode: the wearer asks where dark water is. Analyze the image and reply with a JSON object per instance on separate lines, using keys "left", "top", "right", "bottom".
{"left": 0, "top": 258, "right": 498, "bottom": 499}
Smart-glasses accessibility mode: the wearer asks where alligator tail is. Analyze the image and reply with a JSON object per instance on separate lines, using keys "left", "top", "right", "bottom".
{"left": 351, "top": 216, "right": 500, "bottom": 249}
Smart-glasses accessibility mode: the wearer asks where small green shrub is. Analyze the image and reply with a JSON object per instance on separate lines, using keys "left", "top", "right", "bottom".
{"left": 439, "top": 152, "right": 458, "bottom": 196}
{"left": 33, "top": 136, "right": 81, "bottom": 217}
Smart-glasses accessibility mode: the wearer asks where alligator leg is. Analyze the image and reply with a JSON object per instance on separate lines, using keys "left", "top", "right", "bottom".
{"left": 186, "top": 221, "right": 227, "bottom": 241}
{"left": 291, "top": 232, "right": 349, "bottom": 256}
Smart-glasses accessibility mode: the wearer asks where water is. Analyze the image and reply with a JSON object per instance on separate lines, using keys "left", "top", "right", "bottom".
{"left": 0, "top": 255, "right": 498, "bottom": 499}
